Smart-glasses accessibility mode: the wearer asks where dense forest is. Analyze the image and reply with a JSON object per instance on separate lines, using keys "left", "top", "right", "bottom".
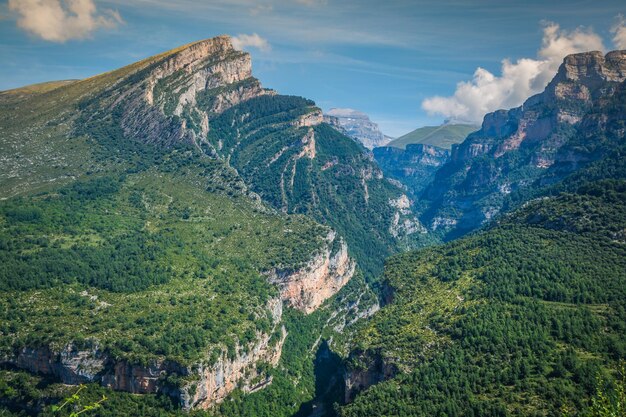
{"left": 339, "top": 179, "right": 626, "bottom": 417}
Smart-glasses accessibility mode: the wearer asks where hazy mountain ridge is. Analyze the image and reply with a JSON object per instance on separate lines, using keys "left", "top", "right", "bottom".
{"left": 386, "top": 123, "right": 478, "bottom": 150}
{"left": 323, "top": 108, "right": 391, "bottom": 149}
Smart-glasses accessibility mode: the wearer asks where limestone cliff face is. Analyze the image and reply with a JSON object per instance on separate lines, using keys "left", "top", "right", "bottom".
{"left": 266, "top": 231, "right": 355, "bottom": 314}
{"left": 343, "top": 350, "right": 398, "bottom": 403}
{"left": 421, "top": 50, "right": 626, "bottom": 235}
{"left": 324, "top": 108, "right": 391, "bottom": 149}
{"left": 181, "top": 298, "right": 286, "bottom": 409}
{"left": 374, "top": 144, "right": 451, "bottom": 196}
{"left": 2, "top": 297, "right": 285, "bottom": 410}
{"left": 81, "top": 36, "right": 269, "bottom": 148}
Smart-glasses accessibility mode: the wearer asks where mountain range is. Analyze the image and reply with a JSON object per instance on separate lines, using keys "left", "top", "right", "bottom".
{"left": 0, "top": 38, "right": 624, "bottom": 417}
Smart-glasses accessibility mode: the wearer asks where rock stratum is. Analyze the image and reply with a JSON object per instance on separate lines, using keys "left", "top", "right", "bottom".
{"left": 5, "top": 299, "right": 285, "bottom": 410}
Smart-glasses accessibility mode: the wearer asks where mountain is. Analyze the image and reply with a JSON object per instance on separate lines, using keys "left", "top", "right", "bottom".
{"left": 0, "top": 36, "right": 418, "bottom": 413}
{"left": 338, "top": 52, "right": 626, "bottom": 416}
{"left": 373, "top": 124, "right": 478, "bottom": 203}
{"left": 386, "top": 123, "right": 478, "bottom": 150}
{"left": 324, "top": 108, "right": 392, "bottom": 149}
{"left": 419, "top": 50, "right": 626, "bottom": 237}
{"left": 340, "top": 178, "right": 626, "bottom": 417}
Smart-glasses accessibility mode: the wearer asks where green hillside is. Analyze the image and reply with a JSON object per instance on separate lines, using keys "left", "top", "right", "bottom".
{"left": 387, "top": 123, "right": 478, "bottom": 150}
{"left": 340, "top": 179, "right": 626, "bottom": 416}
{"left": 0, "top": 37, "right": 398, "bottom": 416}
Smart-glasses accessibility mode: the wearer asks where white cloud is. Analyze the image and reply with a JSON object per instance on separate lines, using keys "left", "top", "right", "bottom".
{"left": 611, "top": 15, "right": 626, "bottom": 49}
{"left": 8, "top": 0, "right": 123, "bottom": 42}
{"left": 231, "top": 33, "right": 271, "bottom": 52}
{"left": 422, "top": 23, "right": 605, "bottom": 124}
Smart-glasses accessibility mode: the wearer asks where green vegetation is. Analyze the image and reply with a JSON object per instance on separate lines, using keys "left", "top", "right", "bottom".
{"left": 387, "top": 124, "right": 477, "bottom": 150}
{"left": 0, "top": 159, "right": 331, "bottom": 365}
{"left": 341, "top": 180, "right": 626, "bottom": 416}
{"left": 206, "top": 95, "right": 405, "bottom": 278}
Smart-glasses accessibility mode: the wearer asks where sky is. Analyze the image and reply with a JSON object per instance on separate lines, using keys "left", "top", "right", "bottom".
{"left": 1, "top": 1, "right": 625, "bottom": 137}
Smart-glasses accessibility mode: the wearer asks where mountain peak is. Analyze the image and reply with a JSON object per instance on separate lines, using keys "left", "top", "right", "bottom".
{"left": 553, "top": 49, "right": 626, "bottom": 86}
{"left": 323, "top": 108, "right": 390, "bottom": 149}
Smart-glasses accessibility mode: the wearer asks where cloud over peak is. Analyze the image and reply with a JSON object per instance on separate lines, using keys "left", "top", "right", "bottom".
{"left": 422, "top": 22, "right": 607, "bottom": 124}
{"left": 8, "top": 0, "right": 122, "bottom": 42}
{"left": 612, "top": 15, "right": 626, "bottom": 50}
{"left": 231, "top": 33, "right": 271, "bottom": 52}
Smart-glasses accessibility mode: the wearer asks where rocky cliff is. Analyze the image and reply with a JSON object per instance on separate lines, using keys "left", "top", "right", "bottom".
{"left": 79, "top": 36, "right": 270, "bottom": 149}
{"left": 3, "top": 298, "right": 285, "bottom": 410}
{"left": 421, "top": 50, "right": 626, "bottom": 236}
{"left": 344, "top": 349, "right": 398, "bottom": 403}
{"left": 266, "top": 231, "right": 356, "bottom": 314}
{"left": 324, "top": 108, "right": 391, "bottom": 149}
{"left": 374, "top": 144, "right": 450, "bottom": 196}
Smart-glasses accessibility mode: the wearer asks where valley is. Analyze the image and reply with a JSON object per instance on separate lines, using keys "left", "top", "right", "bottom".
{"left": 0, "top": 33, "right": 624, "bottom": 417}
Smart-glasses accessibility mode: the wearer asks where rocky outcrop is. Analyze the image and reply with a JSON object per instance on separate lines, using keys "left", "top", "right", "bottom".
{"left": 182, "top": 298, "right": 286, "bottom": 409}
{"left": 266, "top": 231, "right": 356, "bottom": 314}
{"left": 388, "top": 194, "right": 426, "bottom": 238}
{"left": 2, "top": 297, "right": 286, "bottom": 410}
{"left": 324, "top": 108, "right": 391, "bottom": 149}
{"left": 344, "top": 350, "right": 398, "bottom": 402}
{"left": 80, "top": 36, "right": 269, "bottom": 148}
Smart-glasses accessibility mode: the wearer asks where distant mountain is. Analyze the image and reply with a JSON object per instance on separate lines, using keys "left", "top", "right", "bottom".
{"left": 387, "top": 123, "right": 478, "bottom": 150}
{"left": 373, "top": 144, "right": 450, "bottom": 197}
{"left": 324, "top": 108, "right": 392, "bottom": 149}
{"left": 419, "top": 50, "right": 626, "bottom": 237}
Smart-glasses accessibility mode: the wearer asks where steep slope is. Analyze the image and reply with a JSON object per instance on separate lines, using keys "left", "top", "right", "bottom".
{"left": 420, "top": 50, "right": 626, "bottom": 237}
{"left": 324, "top": 108, "right": 391, "bottom": 149}
{"left": 203, "top": 99, "right": 421, "bottom": 278}
{"left": 373, "top": 144, "right": 450, "bottom": 197}
{"left": 386, "top": 123, "right": 477, "bottom": 150}
{"left": 341, "top": 177, "right": 626, "bottom": 416}
{"left": 0, "top": 36, "right": 409, "bottom": 411}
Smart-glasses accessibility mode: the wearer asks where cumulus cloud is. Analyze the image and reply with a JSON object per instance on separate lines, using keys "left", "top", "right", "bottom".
{"left": 422, "top": 23, "right": 605, "bottom": 124}
{"left": 612, "top": 15, "right": 626, "bottom": 49}
{"left": 8, "top": 0, "right": 122, "bottom": 43}
{"left": 231, "top": 33, "right": 271, "bottom": 52}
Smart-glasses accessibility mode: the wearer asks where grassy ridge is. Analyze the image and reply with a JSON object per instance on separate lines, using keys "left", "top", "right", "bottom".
{"left": 387, "top": 124, "right": 477, "bottom": 150}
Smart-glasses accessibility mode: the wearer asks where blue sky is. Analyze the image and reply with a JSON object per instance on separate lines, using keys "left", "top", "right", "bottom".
{"left": 1, "top": 0, "right": 625, "bottom": 136}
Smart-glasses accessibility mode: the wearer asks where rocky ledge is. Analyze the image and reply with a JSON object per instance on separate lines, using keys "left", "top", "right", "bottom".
{"left": 2, "top": 298, "right": 285, "bottom": 410}
{"left": 266, "top": 231, "right": 356, "bottom": 314}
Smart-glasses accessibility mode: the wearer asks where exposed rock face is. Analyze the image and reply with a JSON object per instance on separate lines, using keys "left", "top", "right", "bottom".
{"left": 266, "top": 231, "right": 356, "bottom": 314}
{"left": 81, "top": 36, "right": 269, "bottom": 148}
{"left": 344, "top": 350, "right": 398, "bottom": 402}
{"left": 324, "top": 108, "right": 391, "bottom": 149}
{"left": 374, "top": 144, "right": 450, "bottom": 196}
{"left": 2, "top": 298, "right": 285, "bottom": 410}
{"left": 388, "top": 194, "right": 426, "bottom": 238}
{"left": 421, "top": 50, "right": 626, "bottom": 235}
{"left": 182, "top": 298, "right": 286, "bottom": 409}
